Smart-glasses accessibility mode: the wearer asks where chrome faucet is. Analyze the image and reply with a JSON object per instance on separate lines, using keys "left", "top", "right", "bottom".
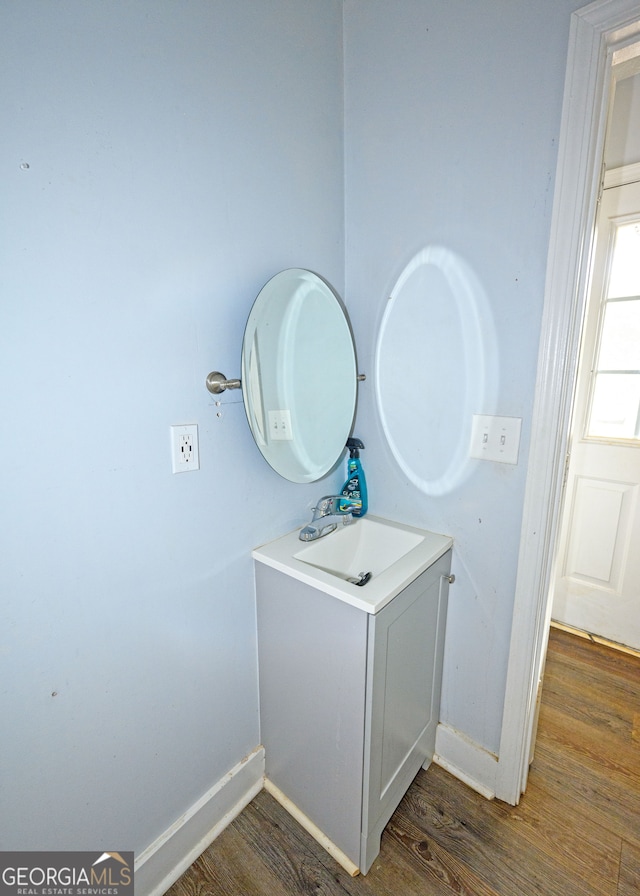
{"left": 299, "top": 495, "right": 355, "bottom": 542}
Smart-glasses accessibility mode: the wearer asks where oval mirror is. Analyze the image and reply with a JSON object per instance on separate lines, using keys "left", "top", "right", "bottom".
{"left": 241, "top": 269, "right": 357, "bottom": 483}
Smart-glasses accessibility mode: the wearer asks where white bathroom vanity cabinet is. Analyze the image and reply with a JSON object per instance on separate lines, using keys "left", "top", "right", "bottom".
{"left": 253, "top": 519, "right": 452, "bottom": 875}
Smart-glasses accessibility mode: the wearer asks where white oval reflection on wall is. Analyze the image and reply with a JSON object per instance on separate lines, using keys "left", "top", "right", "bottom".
{"left": 375, "top": 247, "right": 498, "bottom": 496}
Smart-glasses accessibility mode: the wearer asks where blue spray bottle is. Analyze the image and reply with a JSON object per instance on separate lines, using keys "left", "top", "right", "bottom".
{"left": 341, "top": 437, "right": 368, "bottom": 517}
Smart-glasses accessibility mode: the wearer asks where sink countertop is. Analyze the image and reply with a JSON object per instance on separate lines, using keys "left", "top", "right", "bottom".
{"left": 252, "top": 514, "right": 453, "bottom": 614}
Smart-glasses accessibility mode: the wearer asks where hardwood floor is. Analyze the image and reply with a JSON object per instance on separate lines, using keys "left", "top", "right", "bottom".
{"left": 166, "top": 628, "right": 640, "bottom": 896}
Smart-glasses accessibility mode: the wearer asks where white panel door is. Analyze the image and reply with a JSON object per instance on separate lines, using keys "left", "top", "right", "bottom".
{"left": 553, "top": 180, "right": 640, "bottom": 650}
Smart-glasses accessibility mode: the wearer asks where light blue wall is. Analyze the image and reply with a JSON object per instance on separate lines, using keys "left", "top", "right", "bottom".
{"left": 343, "top": 0, "right": 585, "bottom": 753}
{"left": 0, "top": 0, "right": 344, "bottom": 852}
{"left": 1, "top": 0, "right": 593, "bottom": 856}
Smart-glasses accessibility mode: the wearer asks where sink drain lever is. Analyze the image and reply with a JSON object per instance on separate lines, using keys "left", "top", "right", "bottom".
{"left": 347, "top": 571, "right": 372, "bottom": 587}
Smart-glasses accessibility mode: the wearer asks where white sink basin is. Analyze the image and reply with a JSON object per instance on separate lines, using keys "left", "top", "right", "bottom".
{"left": 253, "top": 514, "right": 452, "bottom": 614}
{"left": 294, "top": 517, "right": 422, "bottom": 581}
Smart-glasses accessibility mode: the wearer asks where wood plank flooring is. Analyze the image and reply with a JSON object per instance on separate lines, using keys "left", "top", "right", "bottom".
{"left": 166, "top": 628, "right": 640, "bottom": 896}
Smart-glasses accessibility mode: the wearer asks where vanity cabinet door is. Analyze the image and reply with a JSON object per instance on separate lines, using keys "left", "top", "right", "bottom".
{"left": 360, "top": 549, "right": 451, "bottom": 872}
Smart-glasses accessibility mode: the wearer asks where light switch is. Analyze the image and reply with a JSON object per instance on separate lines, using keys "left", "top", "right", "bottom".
{"left": 268, "top": 409, "right": 293, "bottom": 441}
{"left": 470, "top": 415, "right": 522, "bottom": 464}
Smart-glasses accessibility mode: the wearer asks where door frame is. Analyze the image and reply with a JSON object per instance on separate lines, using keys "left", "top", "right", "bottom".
{"left": 495, "top": 0, "right": 640, "bottom": 804}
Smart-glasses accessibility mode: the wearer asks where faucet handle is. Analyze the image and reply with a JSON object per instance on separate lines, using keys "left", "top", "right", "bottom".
{"left": 317, "top": 496, "right": 333, "bottom": 510}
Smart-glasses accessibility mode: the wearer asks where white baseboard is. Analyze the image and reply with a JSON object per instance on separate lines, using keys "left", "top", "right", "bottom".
{"left": 134, "top": 745, "right": 265, "bottom": 896}
{"left": 132, "top": 727, "right": 495, "bottom": 896}
{"left": 263, "top": 778, "right": 360, "bottom": 877}
{"left": 433, "top": 723, "right": 497, "bottom": 800}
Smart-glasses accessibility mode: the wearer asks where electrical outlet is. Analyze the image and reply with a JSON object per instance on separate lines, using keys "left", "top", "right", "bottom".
{"left": 470, "top": 415, "right": 522, "bottom": 464}
{"left": 268, "top": 409, "right": 293, "bottom": 441}
{"left": 170, "top": 424, "right": 200, "bottom": 473}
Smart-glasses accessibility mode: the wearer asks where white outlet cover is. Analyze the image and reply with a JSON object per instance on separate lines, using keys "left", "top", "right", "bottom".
{"left": 170, "top": 423, "right": 200, "bottom": 473}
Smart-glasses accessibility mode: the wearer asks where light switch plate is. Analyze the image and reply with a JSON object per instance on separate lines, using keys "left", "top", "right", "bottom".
{"left": 268, "top": 409, "right": 293, "bottom": 441}
{"left": 470, "top": 415, "right": 522, "bottom": 465}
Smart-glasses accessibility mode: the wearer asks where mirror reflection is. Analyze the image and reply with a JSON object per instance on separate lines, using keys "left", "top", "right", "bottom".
{"left": 242, "top": 269, "right": 357, "bottom": 483}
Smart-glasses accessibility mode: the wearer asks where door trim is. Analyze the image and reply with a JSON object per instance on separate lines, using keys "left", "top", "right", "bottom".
{"left": 495, "top": 0, "right": 640, "bottom": 804}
